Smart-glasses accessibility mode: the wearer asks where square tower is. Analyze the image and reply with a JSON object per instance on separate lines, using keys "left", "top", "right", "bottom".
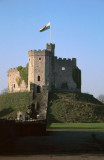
{"left": 28, "top": 43, "right": 55, "bottom": 93}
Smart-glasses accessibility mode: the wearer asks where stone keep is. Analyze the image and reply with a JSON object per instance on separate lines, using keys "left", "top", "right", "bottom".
{"left": 8, "top": 43, "right": 81, "bottom": 93}
{"left": 28, "top": 43, "right": 81, "bottom": 93}
{"left": 28, "top": 44, "right": 55, "bottom": 93}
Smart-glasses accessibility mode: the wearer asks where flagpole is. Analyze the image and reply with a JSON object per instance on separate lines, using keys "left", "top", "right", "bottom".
{"left": 50, "top": 23, "right": 51, "bottom": 44}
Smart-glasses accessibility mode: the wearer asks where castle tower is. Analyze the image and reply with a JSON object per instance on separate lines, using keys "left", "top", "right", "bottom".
{"left": 28, "top": 43, "right": 55, "bottom": 93}
{"left": 46, "top": 43, "right": 55, "bottom": 90}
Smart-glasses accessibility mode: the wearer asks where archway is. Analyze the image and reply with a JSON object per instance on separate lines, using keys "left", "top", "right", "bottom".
{"left": 37, "top": 86, "right": 40, "bottom": 93}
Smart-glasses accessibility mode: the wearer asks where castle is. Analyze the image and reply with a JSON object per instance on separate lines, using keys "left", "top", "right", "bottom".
{"left": 8, "top": 43, "right": 81, "bottom": 94}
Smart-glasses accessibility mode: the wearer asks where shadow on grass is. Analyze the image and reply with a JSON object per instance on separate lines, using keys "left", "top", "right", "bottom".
{"left": 0, "top": 107, "right": 14, "bottom": 118}
{"left": 47, "top": 92, "right": 62, "bottom": 124}
{"left": 48, "top": 92, "right": 60, "bottom": 101}
{"left": 0, "top": 131, "right": 104, "bottom": 155}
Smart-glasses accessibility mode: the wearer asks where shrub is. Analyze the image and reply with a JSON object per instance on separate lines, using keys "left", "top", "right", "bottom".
{"left": 17, "top": 64, "right": 28, "bottom": 87}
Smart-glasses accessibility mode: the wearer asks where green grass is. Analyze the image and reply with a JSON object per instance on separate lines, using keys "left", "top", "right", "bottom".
{"left": 47, "top": 123, "right": 104, "bottom": 131}
{"left": 47, "top": 92, "right": 104, "bottom": 123}
{"left": 0, "top": 91, "right": 104, "bottom": 125}
{"left": 0, "top": 92, "right": 29, "bottom": 119}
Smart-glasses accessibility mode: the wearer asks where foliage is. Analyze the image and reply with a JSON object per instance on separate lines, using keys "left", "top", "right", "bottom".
{"left": 98, "top": 94, "right": 104, "bottom": 103}
{"left": 0, "top": 92, "right": 29, "bottom": 119}
{"left": 16, "top": 77, "right": 22, "bottom": 86}
{"left": 47, "top": 123, "right": 104, "bottom": 131}
{"left": 17, "top": 63, "right": 28, "bottom": 87}
{"left": 17, "top": 66, "right": 23, "bottom": 70}
{"left": 72, "top": 67, "right": 81, "bottom": 89}
{"left": 47, "top": 92, "right": 104, "bottom": 124}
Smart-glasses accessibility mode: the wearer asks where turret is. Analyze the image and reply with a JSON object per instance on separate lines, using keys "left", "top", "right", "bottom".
{"left": 72, "top": 58, "right": 76, "bottom": 67}
{"left": 46, "top": 43, "right": 55, "bottom": 56}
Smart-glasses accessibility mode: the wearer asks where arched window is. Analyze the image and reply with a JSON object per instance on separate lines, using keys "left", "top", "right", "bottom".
{"left": 38, "top": 76, "right": 40, "bottom": 81}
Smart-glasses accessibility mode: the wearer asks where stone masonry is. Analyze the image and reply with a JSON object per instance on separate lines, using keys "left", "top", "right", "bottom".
{"left": 8, "top": 43, "right": 81, "bottom": 120}
{"left": 8, "top": 68, "right": 28, "bottom": 93}
{"left": 28, "top": 43, "right": 81, "bottom": 93}
{"left": 8, "top": 43, "right": 81, "bottom": 94}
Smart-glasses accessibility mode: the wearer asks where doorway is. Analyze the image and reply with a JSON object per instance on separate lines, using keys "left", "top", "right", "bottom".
{"left": 37, "top": 86, "right": 40, "bottom": 93}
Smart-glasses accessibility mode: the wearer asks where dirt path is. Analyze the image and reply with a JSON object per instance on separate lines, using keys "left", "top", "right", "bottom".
{"left": 0, "top": 154, "right": 104, "bottom": 160}
{"left": 0, "top": 131, "right": 104, "bottom": 157}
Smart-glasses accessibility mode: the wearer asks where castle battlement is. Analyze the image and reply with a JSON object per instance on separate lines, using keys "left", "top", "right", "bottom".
{"left": 46, "top": 43, "right": 55, "bottom": 51}
{"left": 28, "top": 43, "right": 55, "bottom": 58}
{"left": 8, "top": 43, "right": 81, "bottom": 94}
{"left": 8, "top": 68, "right": 18, "bottom": 73}
{"left": 28, "top": 49, "right": 47, "bottom": 56}
{"left": 54, "top": 56, "right": 76, "bottom": 66}
{"left": 8, "top": 43, "right": 81, "bottom": 121}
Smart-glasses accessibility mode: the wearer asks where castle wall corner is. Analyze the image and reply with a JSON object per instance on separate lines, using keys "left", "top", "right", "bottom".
{"left": 8, "top": 68, "right": 28, "bottom": 93}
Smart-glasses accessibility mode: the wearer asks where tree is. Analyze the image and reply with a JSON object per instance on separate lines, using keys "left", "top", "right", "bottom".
{"left": 98, "top": 94, "right": 104, "bottom": 103}
{"left": 1, "top": 88, "right": 8, "bottom": 94}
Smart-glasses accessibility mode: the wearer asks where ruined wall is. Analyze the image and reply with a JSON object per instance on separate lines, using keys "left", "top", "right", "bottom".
{"left": 29, "top": 84, "right": 48, "bottom": 120}
{"left": 54, "top": 57, "right": 80, "bottom": 92}
{"left": 8, "top": 68, "right": 28, "bottom": 93}
{"left": 38, "top": 85, "right": 48, "bottom": 120}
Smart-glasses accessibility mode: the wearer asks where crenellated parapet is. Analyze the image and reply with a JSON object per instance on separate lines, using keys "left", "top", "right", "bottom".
{"left": 28, "top": 49, "right": 48, "bottom": 56}
{"left": 46, "top": 43, "right": 55, "bottom": 51}
{"left": 54, "top": 56, "right": 76, "bottom": 67}
{"left": 8, "top": 43, "right": 81, "bottom": 94}
{"left": 8, "top": 68, "right": 18, "bottom": 72}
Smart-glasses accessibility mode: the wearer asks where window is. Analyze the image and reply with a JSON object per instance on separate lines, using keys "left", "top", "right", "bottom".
{"left": 38, "top": 76, "right": 40, "bottom": 81}
{"left": 62, "top": 67, "right": 65, "bottom": 70}
{"left": 14, "top": 84, "right": 15, "bottom": 88}
{"left": 39, "top": 57, "right": 41, "bottom": 60}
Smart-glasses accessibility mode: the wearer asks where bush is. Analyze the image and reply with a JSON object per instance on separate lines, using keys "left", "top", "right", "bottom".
{"left": 17, "top": 64, "right": 28, "bottom": 87}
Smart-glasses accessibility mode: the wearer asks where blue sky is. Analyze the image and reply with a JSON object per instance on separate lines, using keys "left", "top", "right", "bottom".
{"left": 0, "top": 0, "right": 104, "bottom": 98}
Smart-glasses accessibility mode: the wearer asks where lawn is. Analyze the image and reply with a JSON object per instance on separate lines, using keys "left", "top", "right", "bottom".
{"left": 0, "top": 92, "right": 29, "bottom": 119}
{"left": 47, "top": 123, "right": 104, "bottom": 131}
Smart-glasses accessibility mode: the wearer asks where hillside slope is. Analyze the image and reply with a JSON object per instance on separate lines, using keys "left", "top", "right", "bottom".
{"left": 0, "top": 91, "right": 104, "bottom": 123}
{"left": 47, "top": 92, "right": 104, "bottom": 123}
{"left": 0, "top": 92, "right": 29, "bottom": 119}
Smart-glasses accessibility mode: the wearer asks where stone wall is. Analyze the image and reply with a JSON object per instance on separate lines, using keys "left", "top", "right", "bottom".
{"left": 8, "top": 68, "right": 28, "bottom": 93}
{"left": 45, "top": 43, "right": 55, "bottom": 91}
{"left": 28, "top": 44, "right": 55, "bottom": 93}
{"left": 54, "top": 57, "right": 80, "bottom": 92}
{"left": 8, "top": 43, "right": 81, "bottom": 94}
{"left": 28, "top": 50, "right": 47, "bottom": 92}
{"left": 29, "top": 84, "right": 48, "bottom": 120}
{"left": 38, "top": 85, "right": 48, "bottom": 120}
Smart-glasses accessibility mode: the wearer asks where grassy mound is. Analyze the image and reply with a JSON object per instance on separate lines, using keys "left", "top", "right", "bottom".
{"left": 0, "top": 91, "right": 104, "bottom": 123}
{"left": 0, "top": 92, "right": 29, "bottom": 119}
{"left": 47, "top": 92, "right": 104, "bottom": 123}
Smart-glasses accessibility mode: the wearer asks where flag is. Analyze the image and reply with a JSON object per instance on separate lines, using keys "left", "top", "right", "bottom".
{"left": 40, "top": 22, "right": 50, "bottom": 32}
